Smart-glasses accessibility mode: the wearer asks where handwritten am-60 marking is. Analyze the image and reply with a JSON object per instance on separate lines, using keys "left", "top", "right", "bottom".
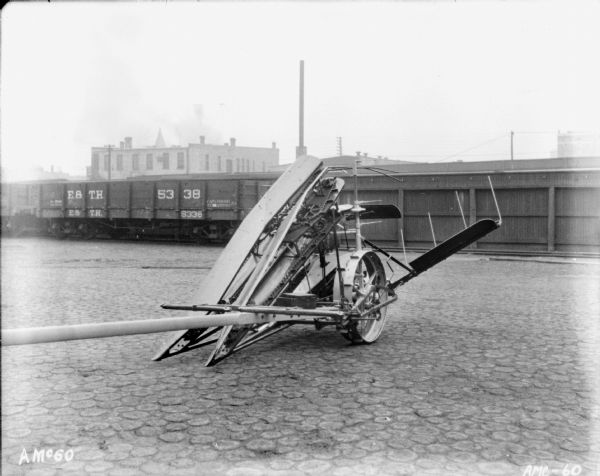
{"left": 181, "top": 210, "right": 203, "bottom": 219}
{"left": 19, "top": 447, "right": 74, "bottom": 465}
{"left": 522, "top": 463, "right": 582, "bottom": 476}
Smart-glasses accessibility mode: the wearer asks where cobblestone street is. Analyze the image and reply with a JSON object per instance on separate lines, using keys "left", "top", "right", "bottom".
{"left": 2, "top": 238, "right": 599, "bottom": 475}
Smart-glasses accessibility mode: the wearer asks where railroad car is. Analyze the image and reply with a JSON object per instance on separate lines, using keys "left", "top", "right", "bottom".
{"left": 1, "top": 173, "right": 279, "bottom": 241}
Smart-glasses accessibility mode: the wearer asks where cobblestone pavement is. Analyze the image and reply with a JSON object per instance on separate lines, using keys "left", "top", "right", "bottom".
{"left": 2, "top": 238, "right": 599, "bottom": 476}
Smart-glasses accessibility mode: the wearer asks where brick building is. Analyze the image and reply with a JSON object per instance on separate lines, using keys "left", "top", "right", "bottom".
{"left": 89, "top": 131, "right": 279, "bottom": 180}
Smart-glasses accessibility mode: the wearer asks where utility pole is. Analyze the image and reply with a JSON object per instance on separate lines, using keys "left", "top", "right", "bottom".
{"left": 296, "top": 60, "right": 307, "bottom": 158}
{"left": 336, "top": 137, "right": 343, "bottom": 156}
{"left": 510, "top": 131, "right": 514, "bottom": 161}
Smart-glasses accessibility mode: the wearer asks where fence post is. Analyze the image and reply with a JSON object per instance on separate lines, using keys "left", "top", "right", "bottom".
{"left": 547, "top": 186, "right": 555, "bottom": 252}
{"left": 397, "top": 188, "right": 404, "bottom": 248}
{"left": 469, "top": 188, "right": 477, "bottom": 249}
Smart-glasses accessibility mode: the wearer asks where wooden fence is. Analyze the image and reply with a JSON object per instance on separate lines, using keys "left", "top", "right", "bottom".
{"left": 339, "top": 169, "right": 600, "bottom": 253}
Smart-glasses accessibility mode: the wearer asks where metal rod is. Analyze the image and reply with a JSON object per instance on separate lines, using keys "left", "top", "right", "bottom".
{"left": 400, "top": 228, "right": 409, "bottom": 265}
{"left": 162, "top": 303, "right": 344, "bottom": 318}
{"left": 353, "top": 159, "right": 362, "bottom": 252}
{"left": 362, "top": 238, "right": 412, "bottom": 273}
{"left": 455, "top": 190, "right": 467, "bottom": 228}
{"left": 361, "top": 166, "right": 405, "bottom": 185}
{"left": 331, "top": 211, "right": 347, "bottom": 305}
{"left": 357, "top": 294, "right": 398, "bottom": 318}
{"left": 487, "top": 176, "right": 502, "bottom": 225}
{"left": 351, "top": 284, "right": 376, "bottom": 311}
{"left": 428, "top": 212, "right": 437, "bottom": 246}
{"left": 390, "top": 270, "right": 417, "bottom": 289}
{"left": 232, "top": 323, "right": 294, "bottom": 353}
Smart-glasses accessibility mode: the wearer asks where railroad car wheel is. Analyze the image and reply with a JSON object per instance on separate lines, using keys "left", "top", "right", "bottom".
{"left": 49, "top": 221, "right": 65, "bottom": 239}
{"left": 108, "top": 228, "right": 127, "bottom": 239}
{"left": 337, "top": 251, "right": 389, "bottom": 344}
{"left": 80, "top": 224, "right": 97, "bottom": 240}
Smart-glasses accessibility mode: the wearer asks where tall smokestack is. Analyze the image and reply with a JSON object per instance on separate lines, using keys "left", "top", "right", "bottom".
{"left": 296, "top": 60, "right": 307, "bottom": 158}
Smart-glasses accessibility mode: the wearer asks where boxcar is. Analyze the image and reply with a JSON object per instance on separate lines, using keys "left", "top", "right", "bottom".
{"left": 1, "top": 173, "right": 279, "bottom": 242}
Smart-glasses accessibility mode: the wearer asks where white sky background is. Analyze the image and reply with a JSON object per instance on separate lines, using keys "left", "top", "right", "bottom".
{"left": 1, "top": 2, "right": 600, "bottom": 179}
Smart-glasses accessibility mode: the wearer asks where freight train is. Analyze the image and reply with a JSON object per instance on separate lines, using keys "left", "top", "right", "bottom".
{"left": 1, "top": 173, "right": 279, "bottom": 242}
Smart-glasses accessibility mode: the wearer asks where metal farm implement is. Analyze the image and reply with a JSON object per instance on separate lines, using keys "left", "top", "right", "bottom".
{"left": 2, "top": 156, "right": 501, "bottom": 366}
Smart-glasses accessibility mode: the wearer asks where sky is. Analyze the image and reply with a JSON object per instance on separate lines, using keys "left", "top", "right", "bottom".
{"left": 1, "top": 2, "right": 600, "bottom": 180}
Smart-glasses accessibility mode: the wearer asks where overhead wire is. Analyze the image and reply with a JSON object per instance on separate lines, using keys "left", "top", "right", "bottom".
{"left": 329, "top": 130, "right": 559, "bottom": 165}
{"left": 434, "top": 133, "right": 509, "bottom": 163}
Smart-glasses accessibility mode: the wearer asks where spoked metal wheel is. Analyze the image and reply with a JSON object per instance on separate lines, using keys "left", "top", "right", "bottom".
{"left": 336, "top": 251, "right": 389, "bottom": 343}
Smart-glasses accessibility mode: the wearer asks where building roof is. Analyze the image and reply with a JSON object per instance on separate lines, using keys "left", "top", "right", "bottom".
{"left": 271, "top": 155, "right": 600, "bottom": 175}
{"left": 321, "top": 155, "right": 416, "bottom": 167}
{"left": 354, "top": 156, "right": 600, "bottom": 175}
{"left": 269, "top": 154, "right": 414, "bottom": 172}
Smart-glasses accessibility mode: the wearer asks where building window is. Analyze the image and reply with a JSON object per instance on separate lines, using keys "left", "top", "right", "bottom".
{"left": 205, "top": 154, "right": 210, "bottom": 171}
{"left": 251, "top": 160, "right": 255, "bottom": 172}
{"left": 158, "top": 152, "right": 169, "bottom": 170}
{"left": 146, "top": 154, "right": 153, "bottom": 170}
{"left": 262, "top": 161, "right": 266, "bottom": 172}
{"left": 116, "top": 154, "right": 123, "bottom": 171}
{"left": 132, "top": 154, "right": 139, "bottom": 171}
{"left": 217, "top": 156, "right": 221, "bottom": 172}
{"left": 92, "top": 153, "right": 99, "bottom": 171}
{"left": 226, "top": 159, "right": 233, "bottom": 173}
{"left": 245, "top": 159, "right": 249, "bottom": 172}
{"left": 236, "top": 158, "right": 240, "bottom": 172}
{"left": 104, "top": 155, "right": 110, "bottom": 170}
{"left": 177, "top": 152, "right": 185, "bottom": 170}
